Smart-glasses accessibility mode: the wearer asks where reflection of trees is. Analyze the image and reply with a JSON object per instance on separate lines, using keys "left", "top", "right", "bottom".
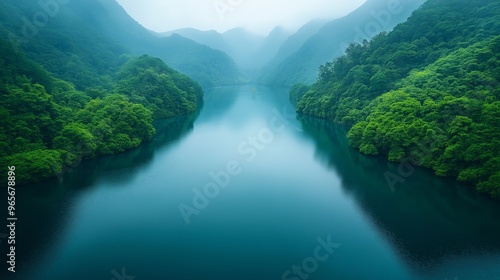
{"left": 0, "top": 112, "right": 198, "bottom": 280}
{"left": 298, "top": 115, "right": 500, "bottom": 272}
{"left": 63, "top": 111, "right": 199, "bottom": 187}
{"left": 197, "top": 86, "right": 239, "bottom": 123}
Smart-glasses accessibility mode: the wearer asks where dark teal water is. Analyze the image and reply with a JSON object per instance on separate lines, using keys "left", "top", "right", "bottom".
{"left": 2, "top": 85, "right": 500, "bottom": 280}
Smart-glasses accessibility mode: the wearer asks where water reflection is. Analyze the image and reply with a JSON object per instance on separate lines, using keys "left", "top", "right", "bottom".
{"left": 54, "top": 112, "right": 198, "bottom": 189}
{"left": 197, "top": 86, "right": 240, "bottom": 124}
{"left": 297, "top": 115, "right": 500, "bottom": 277}
{"left": 3, "top": 86, "right": 499, "bottom": 280}
{"left": 0, "top": 112, "right": 198, "bottom": 280}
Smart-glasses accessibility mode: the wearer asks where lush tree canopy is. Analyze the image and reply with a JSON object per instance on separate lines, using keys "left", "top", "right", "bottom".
{"left": 0, "top": 0, "right": 241, "bottom": 89}
{"left": 293, "top": 0, "right": 500, "bottom": 198}
{"left": 0, "top": 40, "right": 202, "bottom": 184}
{"left": 348, "top": 37, "right": 500, "bottom": 197}
{"left": 115, "top": 55, "right": 203, "bottom": 119}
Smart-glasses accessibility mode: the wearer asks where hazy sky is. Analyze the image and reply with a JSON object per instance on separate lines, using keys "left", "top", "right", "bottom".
{"left": 115, "top": 0, "right": 366, "bottom": 35}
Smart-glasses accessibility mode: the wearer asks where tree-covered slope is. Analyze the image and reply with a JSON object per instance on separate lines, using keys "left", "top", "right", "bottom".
{"left": 260, "top": 0, "right": 426, "bottom": 86}
{"left": 0, "top": 39, "right": 202, "bottom": 184}
{"left": 293, "top": 0, "right": 500, "bottom": 197}
{"left": 114, "top": 55, "right": 203, "bottom": 119}
{"left": 297, "top": 0, "right": 499, "bottom": 123}
{"left": 0, "top": 0, "right": 241, "bottom": 88}
{"left": 348, "top": 36, "right": 500, "bottom": 197}
{"left": 0, "top": 0, "right": 126, "bottom": 90}
{"left": 79, "top": 0, "right": 242, "bottom": 87}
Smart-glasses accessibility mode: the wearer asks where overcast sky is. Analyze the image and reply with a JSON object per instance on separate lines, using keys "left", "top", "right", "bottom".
{"left": 115, "top": 0, "right": 366, "bottom": 35}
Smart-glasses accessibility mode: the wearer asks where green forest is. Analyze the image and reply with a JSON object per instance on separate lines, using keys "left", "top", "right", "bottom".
{"left": 0, "top": 0, "right": 212, "bottom": 185}
{"left": 293, "top": 0, "right": 500, "bottom": 198}
{"left": 1, "top": 0, "right": 499, "bottom": 199}
{"left": 0, "top": 0, "right": 241, "bottom": 89}
{"left": 0, "top": 39, "right": 203, "bottom": 184}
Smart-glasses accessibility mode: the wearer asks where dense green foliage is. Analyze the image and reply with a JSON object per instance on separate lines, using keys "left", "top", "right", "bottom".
{"left": 0, "top": 40, "right": 202, "bottom": 184}
{"left": 115, "top": 55, "right": 203, "bottom": 119}
{"left": 293, "top": 0, "right": 500, "bottom": 198}
{"left": 289, "top": 83, "right": 311, "bottom": 105}
{"left": 0, "top": 0, "right": 241, "bottom": 89}
{"left": 0, "top": 0, "right": 126, "bottom": 90}
{"left": 259, "top": 0, "right": 426, "bottom": 86}
{"left": 298, "top": 0, "right": 499, "bottom": 123}
{"left": 348, "top": 37, "right": 500, "bottom": 197}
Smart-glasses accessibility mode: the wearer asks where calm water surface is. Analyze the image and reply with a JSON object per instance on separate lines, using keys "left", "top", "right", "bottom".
{"left": 2, "top": 85, "right": 500, "bottom": 280}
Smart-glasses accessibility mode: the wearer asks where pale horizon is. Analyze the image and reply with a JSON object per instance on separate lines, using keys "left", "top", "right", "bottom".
{"left": 115, "top": 0, "right": 366, "bottom": 36}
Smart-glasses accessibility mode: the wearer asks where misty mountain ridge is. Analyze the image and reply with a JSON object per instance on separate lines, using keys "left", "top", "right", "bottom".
{"left": 0, "top": 0, "right": 242, "bottom": 88}
{"left": 258, "top": 0, "right": 427, "bottom": 86}
{"left": 265, "top": 18, "right": 330, "bottom": 67}
{"left": 160, "top": 26, "right": 291, "bottom": 70}
{"left": 153, "top": 0, "right": 425, "bottom": 86}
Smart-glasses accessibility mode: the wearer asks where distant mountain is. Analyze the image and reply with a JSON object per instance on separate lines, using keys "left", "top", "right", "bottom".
{"left": 159, "top": 28, "right": 229, "bottom": 53}
{"left": 215, "top": 27, "right": 266, "bottom": 69}
{"left": 250, "top": 26, "right": 290, "bottom": 69}
{"left": 259, "top": 0, "right": 427, "bottom": 86}
{"left": 264, "top": 19, "right": 329, "bottom": 67}
{"left": 161, "top": 26, "right": 290, "bottom": 71}
{"left": 161, "top": 27, "right": 262, "bottom": 69}
{"left": 0, "top": 0, "right": 241, "bottom": 88}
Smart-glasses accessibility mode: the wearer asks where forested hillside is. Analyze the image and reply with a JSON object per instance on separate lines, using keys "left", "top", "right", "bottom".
{"left": 294, "top": 0, "right": 500, "bottom": 197}
{"left": 348, "top": 37, "right": 500, "bottom": 197}
{"left": 115, "top": 55, "right": 203, "bottom": 119}
{"left": 0, "top": 0, "right": 241, "bottom": 88}
{"left": 260, "top": 0, "right": 426, "bottom": 86}
{"left": 0, "top": 40, "right": 202, "bottom": 184}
